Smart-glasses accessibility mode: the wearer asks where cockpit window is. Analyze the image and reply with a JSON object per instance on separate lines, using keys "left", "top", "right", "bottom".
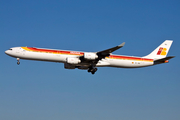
{"left": 9, "top": 49, "right": 12, "bottom": 50}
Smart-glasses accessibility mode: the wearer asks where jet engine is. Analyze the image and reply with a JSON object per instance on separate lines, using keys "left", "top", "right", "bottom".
{"left": 66, "top": 57, "right": 81, "bottom": 64}
{"left": 84, "top": 52, "right": 98, "bottom": 60}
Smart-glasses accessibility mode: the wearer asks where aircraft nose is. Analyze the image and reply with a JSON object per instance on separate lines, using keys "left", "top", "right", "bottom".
{"left": 5, "top": 50, "right": 9, "bottom": 55}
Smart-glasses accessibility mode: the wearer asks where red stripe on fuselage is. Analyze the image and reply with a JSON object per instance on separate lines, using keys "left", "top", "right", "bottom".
{"left": 109, "top": 55, "right": 153, "bottom": 62}
{"left": 27, "top": 47, "right": 84, "bottom": 56}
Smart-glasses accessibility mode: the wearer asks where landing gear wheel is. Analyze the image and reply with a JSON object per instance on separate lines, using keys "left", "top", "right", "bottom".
{"left": 87, "top": 65, "right": 98, "bottom": 74}
{"left": 88, "top": 68, "right": 98, "bottom": 74}
{"left": 88, "top": 69, "right": 91, "bottom": 72}
{"left": 91, "top": 71, "right": 95, "bottom": 74}
{"left": 17, "top": 58, "right": 20, "bottom": 65}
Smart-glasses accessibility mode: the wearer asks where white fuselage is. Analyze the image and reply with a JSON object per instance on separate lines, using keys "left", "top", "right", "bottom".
{"left": 5, "top": 47, "right": 154, "bottom": 68}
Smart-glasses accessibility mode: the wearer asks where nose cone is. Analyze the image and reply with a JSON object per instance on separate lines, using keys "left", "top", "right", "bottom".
{"left": 5, "top": 50, "right": 11, "bottom": 55}
{"left": 5, "top": 50, "right": 9, "bottom": 54}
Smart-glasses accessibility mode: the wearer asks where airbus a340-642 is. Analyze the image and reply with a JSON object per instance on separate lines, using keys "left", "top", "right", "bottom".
{"left": 5, "top": 40, "right": 174, "bottom": 74}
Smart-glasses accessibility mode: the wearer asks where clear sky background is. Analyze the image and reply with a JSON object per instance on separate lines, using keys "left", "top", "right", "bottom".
{"left": 1, "top": 0, "right": 180, "bottom": 120}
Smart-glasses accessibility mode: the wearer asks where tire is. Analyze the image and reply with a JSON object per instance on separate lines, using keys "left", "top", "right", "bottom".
{"left": 91, "top": 71, "right": 95, "bottom": 74}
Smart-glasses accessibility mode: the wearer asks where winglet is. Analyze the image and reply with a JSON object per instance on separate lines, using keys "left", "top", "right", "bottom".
{"left": 119, "top": 42, "right": 125, "bottom": 47}
{"left": 108, "top": 42, "right": 125, "bottom": 53}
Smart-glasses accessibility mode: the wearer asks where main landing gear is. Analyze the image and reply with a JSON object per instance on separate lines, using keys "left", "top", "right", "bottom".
{"left": 88, "top": 67, "right": 98, "bottom": 74}
{"left": 17, "top": 58, "right": 20, "bottom": 65}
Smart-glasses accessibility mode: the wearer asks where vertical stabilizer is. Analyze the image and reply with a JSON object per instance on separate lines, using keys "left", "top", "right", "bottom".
{"left": 143, "top": 40, "right": 173, "bottom": 60}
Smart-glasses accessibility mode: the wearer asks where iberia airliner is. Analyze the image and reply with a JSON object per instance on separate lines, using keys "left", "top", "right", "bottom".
{"left": 5, "top": 40, "right": 174, "bottom": 74}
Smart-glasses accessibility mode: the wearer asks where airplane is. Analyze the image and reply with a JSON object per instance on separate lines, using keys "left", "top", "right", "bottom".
{"left": 5, "top": 40, "right": 174, "bottom": 74}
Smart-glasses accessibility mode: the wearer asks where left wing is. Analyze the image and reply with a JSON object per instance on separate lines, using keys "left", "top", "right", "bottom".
{"left": 79, "top": 42, "right": 125, "bottom": 64}
{"left": 96, "top": 42, "right": 125, "bottom": 58}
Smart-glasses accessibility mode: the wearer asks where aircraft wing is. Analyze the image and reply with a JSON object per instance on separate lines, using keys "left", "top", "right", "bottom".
{"left": 96, "top": 42, "right": 125, "bottom": 57}
{"left": 79, "top": 42, "right": 125, "bottom": 64}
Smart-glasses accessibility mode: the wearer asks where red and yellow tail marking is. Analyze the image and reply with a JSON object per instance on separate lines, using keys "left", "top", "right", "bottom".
{"left": 157, "top": 47, "right": 167, "bottom": 56}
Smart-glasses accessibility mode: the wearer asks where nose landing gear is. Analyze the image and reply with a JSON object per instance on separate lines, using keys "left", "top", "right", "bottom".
{"left": 17, "top": 58, "right": 20, "bottom": 65}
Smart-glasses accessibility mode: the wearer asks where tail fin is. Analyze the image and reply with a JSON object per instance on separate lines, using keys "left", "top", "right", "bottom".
{"left": 143, "top": 40, "right": 173, "bottom": 60}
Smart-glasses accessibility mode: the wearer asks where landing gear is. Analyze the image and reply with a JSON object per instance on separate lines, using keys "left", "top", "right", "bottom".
{"left": 17, "top": 58, "right": 20, "bottom": 65}
{"left": 88, "top": 67, "right": 98, "bottom": 74}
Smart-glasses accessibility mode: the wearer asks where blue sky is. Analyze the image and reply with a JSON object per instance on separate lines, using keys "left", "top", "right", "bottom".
{"left": 1, "top": 0, "right": 180, "bottom": 120}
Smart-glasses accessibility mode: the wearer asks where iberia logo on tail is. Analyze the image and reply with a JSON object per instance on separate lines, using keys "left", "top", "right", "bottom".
{"left": 157, "top": 47, "right": 167, "bottom": 55}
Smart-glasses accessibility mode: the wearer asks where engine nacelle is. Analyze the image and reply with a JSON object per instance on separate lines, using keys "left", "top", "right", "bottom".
{"left": 64, "top": 63, "right": 75, "bottom": 69}
{"left": 66, "top": 57, "right": 81, "bottom": 64}
{"left": 84, "top": 52, "right": 98, "bottom": 60}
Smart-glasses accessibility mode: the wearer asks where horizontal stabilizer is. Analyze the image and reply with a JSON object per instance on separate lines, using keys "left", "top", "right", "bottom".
{"left": 154, "top": 56, "right": 175, "bottom": 64}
